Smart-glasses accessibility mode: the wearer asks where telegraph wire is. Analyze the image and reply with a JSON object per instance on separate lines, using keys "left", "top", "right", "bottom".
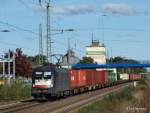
{"left": 17, "top": 0, "right": 42, "bottom": 15}
{"left": 1, "top": 20, "right": 150, "bottom": 38}
{"left": 75, "top": 27, "right": 150, "bottom": 32}
{"left": 17, "top": 0, "right": 31, "bottom": 10}
{"left": 53, "top": 39, "right": 84, "bottom": 55}
{"left": 0, "top": 20, "right": 38, "bottom": 35}
{"left": 0, "top": 40, "right": 37, "bottom": 52}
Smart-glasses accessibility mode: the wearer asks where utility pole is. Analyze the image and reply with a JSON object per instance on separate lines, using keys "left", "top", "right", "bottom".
{"left": 8, "top": 52, "right": 10, "bottom": 76}
{"left": 39, "top": 0, "right": 51, "bottom": 63}
{"left": 13, "top": 53, "right": 15, "bottom": 79}
{"left": 67, "top": 38, "right": 71, "bottom": 64}
{"left": 39, "top": 24, "right": 43, "bottom": 64}
{"left": 92, "top": 32, "right": 94, "bottom": 42}
{"left": 68, "top": 38, "right": 71, "bottom": 51}
{"left": 46, "top": 1, "right": 52, "bottom": 63}
{"left": 2, "top": 55, "right": 5, "bottom": 76}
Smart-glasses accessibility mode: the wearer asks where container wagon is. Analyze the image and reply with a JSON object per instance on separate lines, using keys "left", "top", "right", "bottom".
{"left": 129, "top": 74, "right": 142, "bottom": 81}
{"left": 108, "top": 70, "right": 117, "bottom": 85}
{"left": 32, "top": 65, "right": 140, "bottom": 100}
{"left": 32, "top": 65, "right": 108, "bottom": 100}
{"left": 119, "top": 73, "right": 129, "bottom": 80}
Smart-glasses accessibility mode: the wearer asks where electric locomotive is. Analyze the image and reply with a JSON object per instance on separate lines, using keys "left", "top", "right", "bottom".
{"left": 32, "top": 64, "right": 142, "bottom": 100}
{"left": 32, "top": 64, "right": 70, "bottom": 100}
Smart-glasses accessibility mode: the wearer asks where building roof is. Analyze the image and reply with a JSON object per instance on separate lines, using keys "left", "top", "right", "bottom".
{"left": 60, "top": 49, "right": 80, "bottom": 66}
{"left": 72, "top": 63, "right": 150, "bottom": 69}
{"left": 87, "top": 40, "right": 105, "bottom": 47}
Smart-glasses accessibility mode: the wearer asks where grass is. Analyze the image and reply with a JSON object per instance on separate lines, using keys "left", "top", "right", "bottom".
{"left": 0, "top": 79, "right": 31, "bottom": 101}
{"left": 79, "top": 86, "right": 134, "bottom": 113}
{"left": 78, "top": 79, "right": 150, "bottom": 113}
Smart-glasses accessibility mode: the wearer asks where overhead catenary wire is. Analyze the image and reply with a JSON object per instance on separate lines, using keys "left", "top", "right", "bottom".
{"left": 1, "top": 20, "right": 150, "bottom": 38}
{"left": 53, "top": 39, "right": 84, "bottom": 55}
{"left": 1, "top": 20, "right": 149, "bottom": 44}
{"left": 17, "top": 0, "right": 32, "bottom": 10}
{"left": 0, "top": 20, "right": 73, "bottom": 39}
{"left": 17, "top": 0, "right": 43, "bottom": 15}
{"left": 0, "top": 20, "right": 38, "bottom": 35}
{"left": 0, "top": 40, "right": 37, "bottom": 52}
{"left": 0, "top": 20, "right": 149, "bottom": 57}
{"left": 74, "top": 27, "right": 150, "bottom": 32}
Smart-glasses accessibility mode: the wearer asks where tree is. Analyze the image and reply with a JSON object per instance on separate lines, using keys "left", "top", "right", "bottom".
{"left": 108, "top": 56, "right": 124, "bottom": 64}
{"left": 108, "top": 56, "right": 147, "bottom": 74}
{"left": 80, "top": 57, "right": 94, "bottom": 64}
{"left": 27, "top": 54, "right": 47, "bottom": 67}
{"left": 109, "top": 56, "right": 139, "bottom": 64}
{"left": 5, "top": 48, "right": 32, "bottom": 78}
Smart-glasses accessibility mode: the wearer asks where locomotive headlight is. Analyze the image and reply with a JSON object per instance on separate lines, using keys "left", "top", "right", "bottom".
{"left": 32, "top": 84, "right": 35, "bottom": 87}
{"left": 35, "top": 80, "right": 39, "bottom": 83}
{"left": 47, "top": 79, "right": 54, "bottom": 87}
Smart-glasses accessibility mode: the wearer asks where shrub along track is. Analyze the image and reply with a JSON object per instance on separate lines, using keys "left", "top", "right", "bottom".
{"left": 3, "top": 82, "right": 132, "bottom": 113}
{"left": 49, "top": 83, "right": 131, "bottom": 113}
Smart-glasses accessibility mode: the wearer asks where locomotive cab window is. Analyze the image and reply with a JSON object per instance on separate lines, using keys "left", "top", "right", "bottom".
{"left": 44, "top": 72, "right": 52, "bottom": 79}
{"left": 35, "top": 72, "right": 42, "bottom": 79}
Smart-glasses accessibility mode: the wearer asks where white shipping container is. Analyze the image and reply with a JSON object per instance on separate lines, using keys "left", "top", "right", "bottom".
{"left": 120, "top": 73, "right": 129, "bottom": 80}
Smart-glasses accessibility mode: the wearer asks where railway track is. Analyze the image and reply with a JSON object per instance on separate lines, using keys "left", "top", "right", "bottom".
{"left": 48, "top": 83, "right": 131, "bottom": 113}
{"left": 5, "top": 82, "right": 131, "bottom": 113}
{"left": 13, "top": 83, "right": 130, "bottom": 113}
{"left": 0, "top": 100, "right": 40, "bottom": 113}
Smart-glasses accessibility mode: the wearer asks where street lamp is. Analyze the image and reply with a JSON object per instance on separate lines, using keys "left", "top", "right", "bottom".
{"left": 51, "top": 28, "right": 74, "bottom": 32}
{"left": 0, "top": 29, "right": 11, "bottom": 32}
{"left": 51, "top": 29, "right": 75, "bottom": 35}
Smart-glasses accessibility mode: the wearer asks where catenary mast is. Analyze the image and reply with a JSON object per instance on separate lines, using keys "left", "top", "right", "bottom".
{"left": 39, "top": 24, "right": 43, "bottom": 64}
{"left": 46, "top": 1, "right": 52, "bottom": 63}
{"left": 39, "top": 0, "right": 51, "bottom": 63}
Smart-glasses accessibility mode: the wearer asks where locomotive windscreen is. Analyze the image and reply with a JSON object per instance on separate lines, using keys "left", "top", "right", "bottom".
{"left": 44, "top": 72, "right": 52, "bottom": 79}
{"left": 34, "top": 72, "right": 43, "bottom": 79}
{"left": 32, "top": 65, "right": 55, "bottom": 89}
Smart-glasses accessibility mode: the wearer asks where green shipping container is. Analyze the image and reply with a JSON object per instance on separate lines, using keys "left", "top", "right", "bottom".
{"left": 108, "top": 72, "right": 117, "bottom": 82}
{"left": 117, "top": 73, "right": 121, "bottom": 80}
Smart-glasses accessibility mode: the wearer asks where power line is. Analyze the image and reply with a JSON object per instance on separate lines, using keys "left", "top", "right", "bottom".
{"left": 2, "top": 20, "right": 149, "bottom": 38}
{"left": 53, "top": 39, "right": 84, "bottom": 55}
{"left": 0, "top": 40, "right": 37, "bottom": 52}
{"left": 0, "top": 21, "right": 39, "bottom": 41}
{"left": 0, "top": 20, "right": 72, "bottom": 39}
{"left": 17, "top": 0, "right": 31, "bottom": 10}
{"left": 17, "top": 0, "right": 43, "bottom": 15}
{"left": 75, "top": 27, "right": 150, "bottom": 32}
{"left": 0, "top": 20, "right": 38, "bottom": 35}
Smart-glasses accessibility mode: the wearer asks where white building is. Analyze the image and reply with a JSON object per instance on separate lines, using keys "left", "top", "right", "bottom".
{"left": 86, "top": 40, "right": 106, "bottom": 64}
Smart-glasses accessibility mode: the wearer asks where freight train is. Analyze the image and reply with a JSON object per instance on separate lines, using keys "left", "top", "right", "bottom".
{"left": 31, "top": 64, "right": 142, "bottom": 100}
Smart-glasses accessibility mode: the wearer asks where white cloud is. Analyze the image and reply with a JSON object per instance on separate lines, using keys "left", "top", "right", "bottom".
{"left": 36, "top": 3, "right": 149, "bottom": 16}
{"left": 101, "top": 3, "right": 137, "bottom": 16}
{"left": 36, "top": 5, "right": 96, "bottom": 15}
{"left": 53, "top": 5, "right": 95, "bottom": 15}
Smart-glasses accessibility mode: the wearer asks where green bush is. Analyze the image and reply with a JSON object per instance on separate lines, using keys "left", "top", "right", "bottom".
{"left": 0, "top": 79, "right": 31, "bottom": 101}
{"left": 119, "top": 87, "right": 133, "bottom": 101}
{"left": 138, "top": 79, "right": 147, "bottom": 86}
{"left": 105, "top": 92, "right": 117, "bottom": 101}
{"left": 79, "top": 87, "right": 134, "bottom": 113}
{"left": 105, "top": 87, "right": 133, "bottom": 101}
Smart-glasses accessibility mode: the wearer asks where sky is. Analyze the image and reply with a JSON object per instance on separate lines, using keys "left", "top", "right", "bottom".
{"left": 0, "top": 0, "right": 150, "bottom": 61}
